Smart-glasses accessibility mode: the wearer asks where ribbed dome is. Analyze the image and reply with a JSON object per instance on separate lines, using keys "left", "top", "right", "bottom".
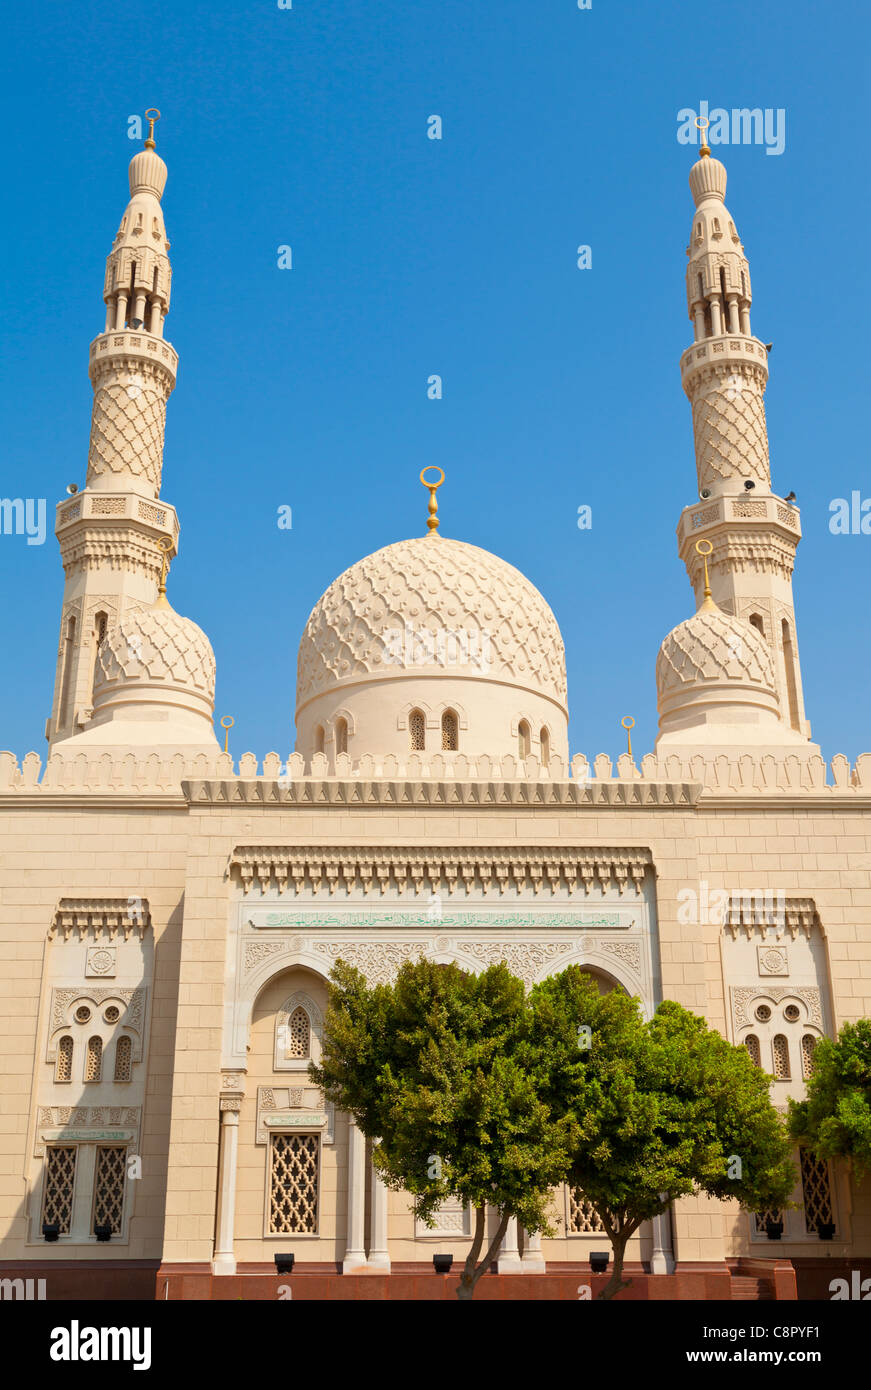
{"left": 689, "top": 154, "right": 727, "bottom": 206}
{"left": 657, "top": 607, "right": 775, "bottom": 696}
{"left": 297, "top": 535, "right": 567, "bottom": 710}
{"left": 128, "top": 148, "right": 167, "bottom": 200}
{"left": 96, "top": 605, "right": 215, "bottom": 697}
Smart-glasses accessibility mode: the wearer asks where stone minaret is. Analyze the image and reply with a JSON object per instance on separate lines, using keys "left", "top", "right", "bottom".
{"left": 675, "top": 137, "right": 811, "bottom": 740}
{"left": 49, "top": 116, "right": 180, "bottom": 746}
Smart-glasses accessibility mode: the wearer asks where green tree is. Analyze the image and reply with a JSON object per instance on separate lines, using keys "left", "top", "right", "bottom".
{"left": 310, "top": 957, "right": 576, "bottom": 1300}
{"left": 788, "top": 1019, "right": 871, "bottom": 1178}
{"left": 528, "top": 968, "right": 796, "bottom": 1299}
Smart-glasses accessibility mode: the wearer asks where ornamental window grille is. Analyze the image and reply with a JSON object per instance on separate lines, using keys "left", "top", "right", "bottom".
{"left": 518, "top": 720, "right": 531, "bottom": 760}
{"left": 268, "top": 1134, "right": 319, "bottom": 1234}
{"left": 441, "top": 710, "right": 458, "bottom": 751}
{"left": 114, "top": 1035, "right": 133, "bottom": 1082}
{"left": 772, "top": 1034, "right": 790, "bottom": 1080}
{"left": 41, "top": 1147, "right": 77, "bottom": 1234}
{"left": 335, "top": 717, "right": 348, "bottom": 756}
{"left": 801, "top": 1034, "right": 817, "bottom": 1079}
{"left": 753, "top": 1208, "right": 783, "bottom": 1235}
{"left": 93, "top": 1146, "right": 127, "bottom": 1235}
{"left": 744, "top": 1034, "right": 761, "bottom": 1066}
{"left": 409, "top": 709, "right": 425, "bottom": 751}
{"left": 85, "top": 1036, "right": 102, "bottom": 1082}
{"left": 56, "top": 1035, "right": 74, "bottom": 1083}
{"left": 800, "top": 1148, "right": 834, "bottom": 1235}
{"left": 287, "top": 1006, "right": 310, "bottom": 1060}
{"left": 568, "top": 1187, "right": 605, "bottom": 1234}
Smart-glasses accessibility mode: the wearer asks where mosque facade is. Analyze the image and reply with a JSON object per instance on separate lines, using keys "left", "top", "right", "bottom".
{"left": 1, "top": 121, "right": 869, "bottom": 1300}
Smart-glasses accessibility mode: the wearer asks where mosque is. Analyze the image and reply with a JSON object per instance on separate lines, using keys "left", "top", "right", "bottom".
{"left": 1, "top": 114, "right": 869, "bottom": 1300}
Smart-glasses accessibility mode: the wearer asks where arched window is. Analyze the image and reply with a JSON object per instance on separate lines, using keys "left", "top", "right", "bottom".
{"left": 92, "top": 610, "right": 109, "bottom": 699}
{"left": 314, "top": 725, "right": 325, "bottom": 756}
{"left": 781, "top": 620, "right": 801, "bottom": 732}
{"left": 772, "top": 1035, "right": 790, "bottom": 1080}
{"left": 744, "top": 1034, "right": 761, "bottom": 1066}
{"left": 55, "top": 1036, "right": 74, "bottom": 1083}
{"left": 441, "top": 709, "right": 458, "bottom": 751}
{"left": 409, "top": 709, "right": 425, "bottom": 751}
{"left": 334, "top": 717, "right": 348, "bottom": 756}
{"left": 801, "top": 1034, "right": 817, "bottom": 1079}
{"left": 85, "top": 1036, "right": 103, "bottom": 1083}
{"left": 288, "top": 1006, "right": 310, "bottom": 1060}
{"left": 114, "top": 1035, "right": 133, "bottom": 1083}
{"left": 518, "top": 720, "right": 531, "bottom": 760}
{"left": 539, "top": 728, "right": 550, "bottom": 767}
{"left": 59, "top": 615, "right": 77, "bottom": 729}
{"left": 749, "top": 613, "right": 764, "bottom": 638}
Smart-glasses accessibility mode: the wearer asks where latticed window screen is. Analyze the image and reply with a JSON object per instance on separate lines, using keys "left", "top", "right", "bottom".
{"left": 800, "top": 1149, "right": 834, "bottom": 1234}
{"left": 568, "top": 1187, "right": 605, "bottom": 1233}
{"left": 56, "top": 1036, "right": 74, "bottom": 1082}
{"left": 93, "top": 1146, "right": 127, "bottom": 1234}
{"left": 753, "top": 1208, "right": 783, "bottom": 1235}
{"left": 114, "top": 1035, "right": 133, "bottom": 1082}
{"left": 441, "top": 710, "right": 458, "bottom": 751}
{"left": 85, "top": 1035, "right": 102, "bottom": 1082}
{"left": 772, "top": 1034, "right": 790, "bottom": 1080}
{"left": 287, "top": 1007, "right": 310, "bottom": 1059}
{"left": 409, "top": 710, "right": 425, "bottom": 751}
{"left": 42, "top": 1147, "right": 77, "bottom": 1233}
{"left": 269, "top": 1134, "right": 319, "bottom": 1234}
{"left": 744, "top": 1034, "right": 761, "bottom": 1066}
{"left": 801, "top": 1034, "right": 817, "bottom": 1079}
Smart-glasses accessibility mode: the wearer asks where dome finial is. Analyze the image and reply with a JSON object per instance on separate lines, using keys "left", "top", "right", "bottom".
{"left": 695, "top": 538, "right": 718, "bottom": 612}
{"left": 694, "top": 115, "right": 711, "bottom": 158}
{"left": 155, "top": 536, "right": 173, "bottom": 608}
{"left": 420, "top": 466, "right": 445, "bottom": 537}
{"left": 144, "top": 108, "right": 161, "bottom": 151}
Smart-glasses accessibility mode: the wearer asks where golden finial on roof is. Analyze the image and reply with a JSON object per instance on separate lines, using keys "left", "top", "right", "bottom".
{"left": 695, "top": 116, "right": 711, "bottom": 159}
{"left": 144, "top": 108, "right": 161, "bottom": 150}
{"left": 420, "top": 466, "right": 445, "bottom": 537}
{"left": 695, "top": 538, "right": 718, "bottom": 611}
{"left": 621, "top": 715, "right": 635, "bottom": 759}
{"left": 154, "top": 536, "right": 173, "bottom": 608}
{"left": 220, "top": 715, "right": 235, "bottom": 754}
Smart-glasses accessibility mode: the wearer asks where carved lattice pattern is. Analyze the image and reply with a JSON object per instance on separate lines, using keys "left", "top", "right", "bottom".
{"left": 800, "top": 1149, "right": 834, "bottom": 1234}
{"left": 772, "top": 1034, "right": 790, "bottom": 1080}
{"left": 753, "top": 1208, "right": 782, "bottom": 1235}
{"left": 56, "top": 1036, "right": 74, "bottom": 1082}
{"left": 441, "top": 710, "right": 458, "bottom": 751}
{"left": 288, "top": 1007, "right": 310, "bottom": 1059}
{"left": 409, "top": 710, "right": 425, "bottom": 751}
{"left": 42, "top": 1147, "right": 77, "bottom": 1233}
{"left": 801, "top": 1034, "right": 817, "bottom": 1079}
{"left": 568, "top": 1187, "right": 605, "bottom": 1233}
{"left": 114, "top": 1035, "right": 133, "bottom": 1082}
{"left": 85, "top": 1036, "right": 102, "bottom": 1082}
{"left": 744, "top": 1034, "right": 761, "bottom": 1066}
{"left": 93, "top": 1146, "right": 127, "bottom": 1234}
{"left": 269, "top": 1134, "right": 319, "bottom": 1234}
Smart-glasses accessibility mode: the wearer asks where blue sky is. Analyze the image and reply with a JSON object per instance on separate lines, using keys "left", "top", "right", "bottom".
{"left": 2, "top": 0, "right": 868, "bottom": 765}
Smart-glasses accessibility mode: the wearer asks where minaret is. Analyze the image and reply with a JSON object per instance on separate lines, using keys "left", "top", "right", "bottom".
{"left": 49, "top": 112, "right": 180, "bottom": 746}
{"left": 675, "top": 125, "right": 811, "bottom": 740}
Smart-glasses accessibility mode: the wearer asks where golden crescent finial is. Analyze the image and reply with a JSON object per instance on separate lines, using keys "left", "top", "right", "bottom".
{"left": 220, "top": 714, "right": 235, "bottom": 754}
{"left": 694, "top": 115, "right": 711, "bottom": 159}
{"left": 144, "top": 108, "right": 161, "bottom": 150}
{"left": 694, "top": 537, "right": 717, "bottom": 611}
{"left": 154, "top": 535, "right": 173, "bottom": 607}
{"left": 621, "top": 715, "right": 635, "bottom": 759}
{"left": 420, "top": 466, "right": 445, "bottom": 537}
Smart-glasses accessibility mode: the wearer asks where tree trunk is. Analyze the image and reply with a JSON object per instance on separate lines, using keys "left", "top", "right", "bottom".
{"left": 597, "top": 1230, "right": 632, "bottom": 1301}
{"left": 456, "top": 1206, "right": 511, "bottom": 1300}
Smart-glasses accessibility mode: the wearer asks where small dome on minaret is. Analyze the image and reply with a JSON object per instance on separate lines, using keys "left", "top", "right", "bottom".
{"left": 688, "top": 152, "right": 727, "bottom": 206}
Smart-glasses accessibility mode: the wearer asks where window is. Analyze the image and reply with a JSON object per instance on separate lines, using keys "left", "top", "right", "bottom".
{"left": 800, "top": 1148, "right": 835, "bottom": 1235}
{"left": 441, "top": 709, "right": 458, "bottom": 751}
{"left": 114, "top": 1035, "right": 133, "bottom": 1083}
{"left": 801, "top": 1034, "right": 817, "bottom": 1079}
{"left": 781, "top": 619, "right": 801, "bottom": 732}
{"left": 287, "top": 1006, "right": 310, "bottom": 1060}
{"left": 56, "top": 1036, "right": 74, "bottom": 1083}
{"left": 749, "top": 613, "right": 764, "bottom": 638}
{"left": 409, "top": 709, "right": 425, "bottom": 751}
{"left": 753, "top": 1207, "right": 783, "bottom": 1235}
{"left": 85, "top": 1036, "right": 103, "bottom": 1083}
{"left": 314, "top": 725, "right": 325, "bottom": 756}
{"left": 335, "top": 717, "right": 348, "bottom": 756}
{"left": 772, "top": 1034, "right": 790, "bottom": 1080}
{"left": 59, "top": 615, "right": 77, "bottom": 729}
{"left": 93, "top": 1146, "right": 127, "bottom": 1236}
{"left": 539, "top": 728, "right": 550, "bottom": 767}
{"left": 41, "top": 1147, "right": 77, "bottom": 1235}
{"left": 518, "top": 720, "right": 530, "bottom": 760}
{"left": 568, "top": 1187, "right": 605, "bottom": 1233}
{"left": 744, "top": 1034, "right": 761, "bottom": 1066}
{"left": 269, "top": 1134, "right": 319, "bottom": 1234}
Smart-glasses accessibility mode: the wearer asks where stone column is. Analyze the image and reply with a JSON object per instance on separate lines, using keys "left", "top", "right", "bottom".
{"left": 367, "top": 1146, "right": 391, "bottom": 1271}
{"left": 650, "top": 1201, "right": 676, "bottom": 1275}
{"left": 212, "top": 1102, "right": 240, "bottom": 1275}
{"left": 520, "top": 1226, "right": 546, "bottom": 1273}
{"left": 497, "top": 1214, "right": 522, "bottom": 1273}
{"left": 114, "top": 293, "right": 128, "bottom": 330}
{"left": 343, "top": 1118, "right": 367, "bottom": 1273}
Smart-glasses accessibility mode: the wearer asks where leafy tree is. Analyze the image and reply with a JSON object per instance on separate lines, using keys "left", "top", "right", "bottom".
{"left": 527, "top": 967, "right": 796, "bottom": 1299}
{"left": 788, "top": 1019, "right": 871, "bottom": 1178}
{"left": 309, "top": 957, "right": 576, "bottom": 1300}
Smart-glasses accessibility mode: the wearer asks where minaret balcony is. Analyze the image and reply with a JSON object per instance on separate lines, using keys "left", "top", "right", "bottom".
{"left": 680, "top": 333, "right": 768, "bottom": 389}
{"left": 88, "top": 329, "right": 178, "bottom": 387}
{"left": 55, "top": 490, "right": 179, "bottom": 545}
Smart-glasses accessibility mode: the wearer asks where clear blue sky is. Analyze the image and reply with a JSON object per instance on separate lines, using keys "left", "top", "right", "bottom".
{"left": 2, "top": 0, "right": 868, "bottom": 765}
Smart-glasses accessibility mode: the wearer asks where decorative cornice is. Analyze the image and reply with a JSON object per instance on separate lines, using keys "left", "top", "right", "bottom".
{"left": 49, "top": 896, "right": 151, "bottom": 940}
{"left": 188, "top": 777, "right": 699, "bottom": 809}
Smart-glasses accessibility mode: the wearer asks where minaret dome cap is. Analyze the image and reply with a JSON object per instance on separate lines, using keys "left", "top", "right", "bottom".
{"left": 689, "top": 154, "right": 727, "bottom": 207}
{"left": 128, "top": 147, "right": 167, "bottom": 200}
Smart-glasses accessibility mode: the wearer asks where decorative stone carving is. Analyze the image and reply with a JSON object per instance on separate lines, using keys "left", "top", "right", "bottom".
{"left": 51, "top": 897, "right": 151, "bottom": 940}
{"left": 757, "top": 945, "right": 788, "bottom": 976}
{"left": 48, "top": 987, "right": 146, "bottom": 1060}
{"left": 731, "top": 986, "right": 822, "bottom": 1031}
{"left": 85, "top": 947, "right": 117, "bottom": 976}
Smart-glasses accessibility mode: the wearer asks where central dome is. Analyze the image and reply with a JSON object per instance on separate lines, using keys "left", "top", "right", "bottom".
{"left": 295, "top": 535, "right": 568, "bottom": 767}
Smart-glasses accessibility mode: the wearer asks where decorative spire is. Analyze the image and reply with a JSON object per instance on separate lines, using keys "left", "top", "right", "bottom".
{"left": 695, "top": 539, "right": 718, "bottom": 612}
{"left": 154, "top": 536, "right": 173, "bottom": 609}
{"left": 695, "top": 115, "right": 711, "bottom": 158}
{"left": 144, "top": 107, "right": 160, "bottom": 151}
{"left": 420, "top": 466, "right": 445, "bottom": 537}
